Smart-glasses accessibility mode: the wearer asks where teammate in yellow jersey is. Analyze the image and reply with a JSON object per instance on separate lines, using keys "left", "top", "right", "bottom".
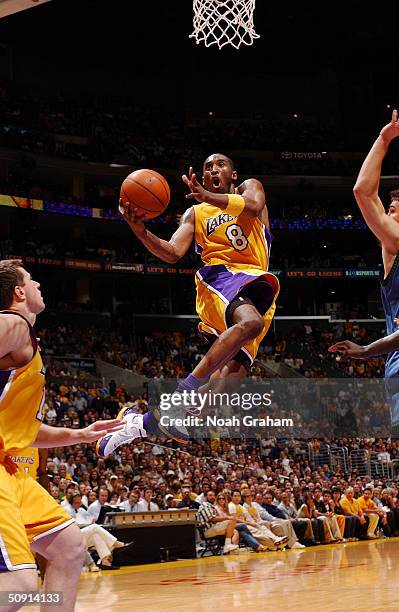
{"left": 0, "top": 259, "right": 125, "bottom": 611}
{"left": 10, "top": 447, "right": 49, "bottom": 580}
{"left": 10, "top": 447, "right": 40, "bottom": 480}
{"left": 97, "top": 154, "right": 279, "bottom": 456}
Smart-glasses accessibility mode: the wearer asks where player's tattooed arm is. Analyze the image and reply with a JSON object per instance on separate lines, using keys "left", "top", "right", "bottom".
{"left": 124, "top": 204, "right": 194, "bottom": 264}
{"left": 353, "top": 109, "right": 399, "bottom": 254}
{"left": 168, "top": 207, "right": 196, "bottom": 262}
{"left": 0, "top": 314, "right": 31, "bottom": 359}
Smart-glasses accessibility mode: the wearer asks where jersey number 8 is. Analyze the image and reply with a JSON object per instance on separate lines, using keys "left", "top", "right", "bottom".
{"left": 226, "top": 224, "right": 248, "bottom": 251}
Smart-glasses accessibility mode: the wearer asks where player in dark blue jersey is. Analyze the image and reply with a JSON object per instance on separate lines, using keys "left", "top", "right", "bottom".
{"left": 329, "top": 110, "right": 399, "bottom": 431}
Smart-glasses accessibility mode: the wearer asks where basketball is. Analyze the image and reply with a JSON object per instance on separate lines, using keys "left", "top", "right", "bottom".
{"left": 120, "top": 169, "right": 170, "bottom": 219}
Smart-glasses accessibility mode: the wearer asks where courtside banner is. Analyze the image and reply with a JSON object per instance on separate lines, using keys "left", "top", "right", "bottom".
{"left": 52, "top": 356, "right": 96, "bottom": 373}
{"left": 0, "top": 194, "right": 43, "bottom": 210}
{"left": 65, "top": 259, "right": 102, "bottom": 271}
{"left": 4, "top": 255, "right": 380, "bottom": 279}
{"left": 105, "top": 262, "right": 145, "bottom": 273}
{"left": 147, "top": 379, "right": 393, "bottom": 439}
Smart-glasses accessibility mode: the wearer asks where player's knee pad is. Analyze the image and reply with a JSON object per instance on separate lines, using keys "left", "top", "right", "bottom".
{"left": 225, "top": 278, "right": 275, "bottom": 328}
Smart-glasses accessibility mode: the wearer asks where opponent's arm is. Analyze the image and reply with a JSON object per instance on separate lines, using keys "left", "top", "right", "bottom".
{"left": 183, "top": 169, "right": 265, "bottom": 218}
{"left": 32, "top": 420, "right": 125, "bottom": 448}
{"left": 0, "top": 314, "right": 31, "bottom": 359}
{"left": 329, "top": 330, "right": 399, "bottom": 360}
{"left": 121, "top": 204, "right": 195, "bottom": 264}
{"left": 353, "top": 110, "right": 399, "bottom": 253}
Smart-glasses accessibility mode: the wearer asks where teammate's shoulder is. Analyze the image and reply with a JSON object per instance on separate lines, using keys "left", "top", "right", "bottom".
{"left": 0, "top": 312, "right": 30, "bottom": 332}
{"left": 0, "top": 313, "right": 32, "bottom": 360}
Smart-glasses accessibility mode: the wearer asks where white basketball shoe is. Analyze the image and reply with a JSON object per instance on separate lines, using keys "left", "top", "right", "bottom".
{"left": 96, "top": 407, "right": 146, "bottom": 457}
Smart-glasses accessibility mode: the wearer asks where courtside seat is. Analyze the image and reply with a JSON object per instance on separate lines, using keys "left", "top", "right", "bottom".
{"left": 197, "top": 526, "right": 224, "bottom": 557}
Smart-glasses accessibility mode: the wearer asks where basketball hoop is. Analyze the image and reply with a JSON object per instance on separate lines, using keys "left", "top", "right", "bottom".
{"left": 190, "top": 0, "right": 259, "bottom": 50}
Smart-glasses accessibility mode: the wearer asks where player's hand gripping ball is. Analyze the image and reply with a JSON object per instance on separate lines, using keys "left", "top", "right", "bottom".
{"left": 119, "top": 169, "right": 170, "bottom": 220}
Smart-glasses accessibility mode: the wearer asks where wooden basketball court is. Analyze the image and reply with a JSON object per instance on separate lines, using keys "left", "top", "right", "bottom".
{"left": 61, "top": 538, "right": 399, "bottom": 611}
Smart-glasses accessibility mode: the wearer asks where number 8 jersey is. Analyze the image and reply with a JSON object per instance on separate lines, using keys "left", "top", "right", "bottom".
{"left": 193, "top": 202, "right": 279, "bottom": 364}
{"left": 193, "top": 202, "right": 271, "bottom": 272}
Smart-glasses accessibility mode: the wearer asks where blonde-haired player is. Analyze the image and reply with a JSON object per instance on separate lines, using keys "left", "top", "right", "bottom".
{"left": 0, "top": 259, "right": 125, "bottom": 611}
{"left": 98, "top": 154, "right": 279, "bottom": 455}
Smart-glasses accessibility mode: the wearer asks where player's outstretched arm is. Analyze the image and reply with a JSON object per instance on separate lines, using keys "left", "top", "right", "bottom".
{"left": 183, "top": 169, "right": 265, "bottom": 218}
{"left": 32, "top": 419, "right": 126, "bottom": 448}
{"left": 121, "top": 202, "right": 195, "bottom": 264}
{"left": 328, "top": 330, "right": 399, "bottom": 360}
{"left": 0, "top": 314, "right": 31, "bottom": 360}
{"left": 353, "top": 110, "right": 399, "bottom": 253}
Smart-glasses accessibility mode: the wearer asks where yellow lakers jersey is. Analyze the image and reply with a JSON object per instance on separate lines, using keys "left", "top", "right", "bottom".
{"left": 10, "top": 447, "right": 39, "bottom": 478}
{"left": 232, "top": 503, "right": 245, "bottom": 519}
{"left": 246, "top": 505, "right": 258, "bottom": 519}
{"left": 193, "top": 202, "right": 271, "bottom": 272}
{"left": 0, "top": 313, "right": 45, "bottom": 454}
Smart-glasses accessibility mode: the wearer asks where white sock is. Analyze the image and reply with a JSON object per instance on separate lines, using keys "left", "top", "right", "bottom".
{"left": 225, "top": 538, "right": 232, "bottom": 545}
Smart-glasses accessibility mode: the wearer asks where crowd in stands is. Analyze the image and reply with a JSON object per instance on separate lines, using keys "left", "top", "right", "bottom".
{"left": 271, "top": 253, "right": 376, "bottom": 271}
{"left": 38, "top": 319, "right": 389, "bottom": 384}
{"left": 40, "top": 325, "right": 206, "bottom": 379}
{"left": 38, "top": 318, "right": 393, "bottom": 439}
{"left": 35, "top": 318, "right": 392, "bottom": 448}
{"left": 41, "top": 383, "right": 399, "bottom": 563}
{"left": 28, "top": 313, "right": 399, "bottom": 569}
{"left": 2, "top": 87, "right": 399, "bottom": 176}
{"left": 0, "top": 235, "right": 378, "bottom": 273}
{"left": 38, "top": 322, "right": 319, "bottom": 381}
{"left": 0, "top": 234, "right": 200, "bottom": 268}
{"left": 0, "top": 171, "right": 371, "bottom": 222}
{"left": 279, "top": 321, "right": 387, "bottom": 379}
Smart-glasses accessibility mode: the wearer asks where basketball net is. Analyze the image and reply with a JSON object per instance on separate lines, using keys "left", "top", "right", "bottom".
{"left": 190, "top": 0, "right": 259, "bottom": 50}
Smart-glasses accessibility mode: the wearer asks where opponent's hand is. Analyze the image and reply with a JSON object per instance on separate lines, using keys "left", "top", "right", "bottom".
{"left": 79, "top": 419, "right": 126, "bottom": 444}
{"left": 118, "top": 198, "right": 147, "bottom": 235}
{"left": 182, "top": 167, "right": 208, "bottom": 203}
{"left": 380, "top": 109, "right": 399, "bottom": 144}
{"left": 328, "top": 340, "right": 367, "bottom": 361}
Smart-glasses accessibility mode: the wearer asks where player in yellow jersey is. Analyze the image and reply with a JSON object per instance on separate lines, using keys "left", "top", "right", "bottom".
{"left": 10, "top": 447, "right": 49, "bottom": 579}
{"left": 97, "top": 154, "right": 279, "bottom": 456}
{"left": 10, "top": 447, "right": 40, "bottom": 480}
{"left": 0, "top": 259, "right": 125, "bottom": 611}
